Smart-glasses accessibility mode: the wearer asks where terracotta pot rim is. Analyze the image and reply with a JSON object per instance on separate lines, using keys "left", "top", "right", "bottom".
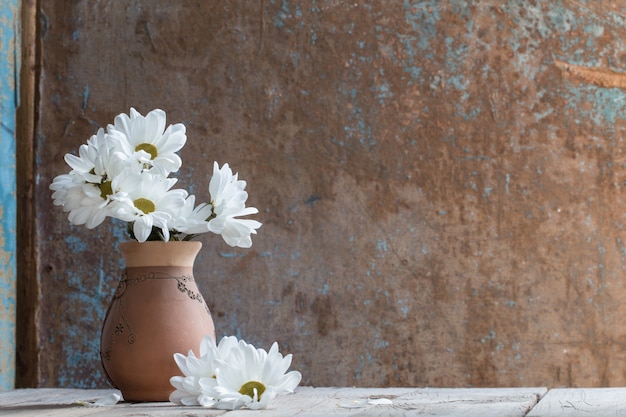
{"left": 119, "top": 240, "right": 203, "bottom": 267}
{"left": 119, "top": 240, "right": 202, "bottom": 247}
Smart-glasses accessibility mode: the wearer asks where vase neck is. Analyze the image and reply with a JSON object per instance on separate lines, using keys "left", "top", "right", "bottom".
{"left": 119, "top": 241, "right": 202, "bottom": 267}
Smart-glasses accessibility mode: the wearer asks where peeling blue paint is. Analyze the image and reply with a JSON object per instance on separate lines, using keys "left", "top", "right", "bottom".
{"left": 81, "top": 84, "right": 89, "bottom": 109}
{"left": 564, "top": 85, "right": 626, "bottom": 125}
{"left": 0, "top": 0, "right": 18, "bottom": 390}
{"left": 58, "top": 341, "right": 104, "bottom": 388}
{"left": 65, "top": 235, "right": 88, "bottom": 253}
{"left": 397, "top": 299, "right": 410, "bottom": 318}
{"left": 272, "top": 0, "right": 301, "bottom": 31}
{"left": 353, "top": 354, "right": 364, "bottom": 380}
{"left": 218, "top": 251, "right": 246, "bottom": 258}
{"left": 373, "top": 337, "right": 389, "bottom": 350}
{"left": 403, "top": 0, "right": 440, "bottom": 54}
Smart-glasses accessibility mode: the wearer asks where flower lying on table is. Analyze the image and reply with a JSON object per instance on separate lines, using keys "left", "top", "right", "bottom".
{"left": 170, "top": 335, "right": 302, "bottom": 409}
{"left": 50, "top": 108, "right": 261, "bottom": 247}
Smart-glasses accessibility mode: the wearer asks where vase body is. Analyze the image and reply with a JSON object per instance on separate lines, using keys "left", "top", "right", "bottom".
{"left": 100, "top": 241, "right": 215, "bottom": 401}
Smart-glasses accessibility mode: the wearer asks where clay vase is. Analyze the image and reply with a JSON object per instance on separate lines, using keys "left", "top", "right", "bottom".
{"left": 100, "top": 241, "right": 215, "bottom": 402}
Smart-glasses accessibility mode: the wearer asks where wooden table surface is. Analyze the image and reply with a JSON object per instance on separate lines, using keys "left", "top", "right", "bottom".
{"left": 1, "top": 386, "right": 623, "bottom": 416}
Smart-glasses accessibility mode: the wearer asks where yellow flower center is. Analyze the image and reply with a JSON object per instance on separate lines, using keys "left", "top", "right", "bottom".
{"left": 135, "top": 143, "right": 158, "bottom": 160}
{"left": 239, "top": 381, "right": 266, "bottom": 400}
{"left": 99, "top": 180, "right": 113, "bottom": 200}
{"left": 134, "top": 198, "right": 156, "bottom": 214}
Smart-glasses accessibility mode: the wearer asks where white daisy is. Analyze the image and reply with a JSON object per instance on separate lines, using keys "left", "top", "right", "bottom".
{"left": 64, "top": 127, "right": 125, "bottom": 184}
{"left": 109, "top": 172, "right": 187, "bottom": 242}
{"left": 169, "top": 195, "right": 214, "bottom": 237}
{"left": 49, "top": 129, "right": 126, "bottom": 228}
{"left": 207, "top": 162, "right": 262, "bottom": 248}
{"left": 207, "top": 339, "right": 301, "bottom": 410}
{"left": 108, "top": 108, "right": 186, "bottom": 176}
{"left": 50, "top": 175, "right": 112, "bottom": 229}
{"left": 50, "top": 172, "right": 80, "bottom": 209}
{"left": 169, "top": 335, "right": 239, "bottom": 406}
{"left": 207, "top": 207, "right": 262, "bottom": 248}
{"left": 64, "top": 182, "right": 112, "bottom": 229}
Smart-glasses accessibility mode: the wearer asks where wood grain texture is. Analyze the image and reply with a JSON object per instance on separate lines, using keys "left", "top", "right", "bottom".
{"left": 554, "top": 60, "right": 626, "bottom": 89}
{"left": 0, "top": 387, "right": 546, "bottom": 417}
{"left": 15, "top": 0, "right": 40, "bottom": 389}
{"left": 527, "top": 388, "right": 626, "bottom": 417}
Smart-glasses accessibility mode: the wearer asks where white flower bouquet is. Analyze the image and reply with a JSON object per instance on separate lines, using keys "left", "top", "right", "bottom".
{"left": 50, "top": 108, "right": 261, "bottom": 247}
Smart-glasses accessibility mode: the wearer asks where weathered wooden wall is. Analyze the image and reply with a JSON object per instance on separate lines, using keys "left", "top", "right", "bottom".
{"left": 23, "top": 0, "right": 626, "bottom": 388}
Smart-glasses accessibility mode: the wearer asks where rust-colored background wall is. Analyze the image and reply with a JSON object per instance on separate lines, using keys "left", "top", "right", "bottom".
{"left": 20, "top": 0, "right": 626, "bottom": 388}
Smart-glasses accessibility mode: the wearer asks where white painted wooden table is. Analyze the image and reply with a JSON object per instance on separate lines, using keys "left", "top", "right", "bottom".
{"left": 527, "top": 388, "right": 626, "bottom": 417}
{"left": 3, "top": 387, "right": 626, "bottom": 416}
{"left": 0, "top": 386, "right": 549, "bottom": 416}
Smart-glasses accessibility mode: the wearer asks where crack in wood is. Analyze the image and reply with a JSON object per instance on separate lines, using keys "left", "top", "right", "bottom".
{"left": 555, "top": 59, "right": 626, "bottom": 89}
